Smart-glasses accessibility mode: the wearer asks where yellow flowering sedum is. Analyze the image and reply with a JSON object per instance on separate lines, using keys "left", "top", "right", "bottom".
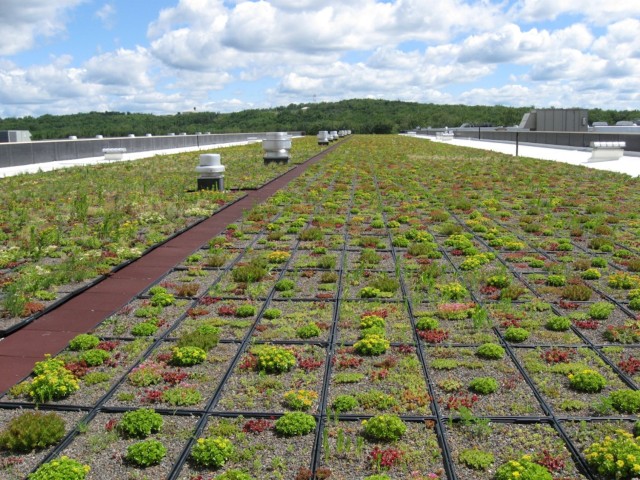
{"left": 494, "top": 456, "right": 552, "bottom": 480}
{"left": 253, "top": 345, "right": 296, "bottom": 373}
{"left": 28, "top": 355, "right": 79, "bottom": 403}
{"left": 28, "top": 456, "right": 90, "bottom": 480}
{"left": 283, "top": 389, "right": 318, "bottom": 411}
{"left": 584, "top": 429, "right": 640, "bottom": 478}
{"left": 267, "top": 250, "right": 291, "bottom": 263}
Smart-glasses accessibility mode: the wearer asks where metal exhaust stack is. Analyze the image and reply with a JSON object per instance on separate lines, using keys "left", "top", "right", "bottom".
{"left": 317, "top": 131, "right": 330, "bottom": 145}
{"left": 196, "top": 153, "right": 225, "bottom": 191}
{"left": 262, "top": 132, "right": 291, "bottom": 165}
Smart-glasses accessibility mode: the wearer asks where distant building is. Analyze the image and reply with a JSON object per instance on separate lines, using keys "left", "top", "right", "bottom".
{"left": 0, "top": 130, "right": 32, "bottom": 143}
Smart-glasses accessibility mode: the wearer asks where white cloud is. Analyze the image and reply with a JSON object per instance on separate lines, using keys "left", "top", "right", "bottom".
{"left": 592, "top": 19, "right": 640, "bottom": 61}
{"left": 0, "top": 0, "right": 85, "bottom": 56}
{"left": 458, "top": 23, "right": 594, "bottom": 65}
{"left": 459, "top": 84, "right": 535, "bottom": 107}
{"left": 1, "top": 0, "right": 640, "bottom": 116}
{"left": 83, "top": 47, "right": 153, "bottom": 88}
{"left": 270, "top": 47, "right": 494, "bottom": 105}
{"left": 278, "top": 72, "right": 323, "bottom": 94}
{"left": 0, "top": 58, "right": 99, "bottom": 117}
{"left": 95, "top": 3, "right": 116, "bottom": 30}
{"left": 148, "top": 0, "right": 502, "bottom": 68}
{"left": 512, "top": 0, "right": 640, "bottom": 26}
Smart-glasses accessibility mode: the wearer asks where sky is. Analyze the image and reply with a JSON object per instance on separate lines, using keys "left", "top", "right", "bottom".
{"left": 0, "top": 0, "right": 639, "bottom": 118}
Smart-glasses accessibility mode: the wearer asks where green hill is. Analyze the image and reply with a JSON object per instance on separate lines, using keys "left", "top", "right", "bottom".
{"left": 0, "top": 99, "right": 637, "bottom": 140}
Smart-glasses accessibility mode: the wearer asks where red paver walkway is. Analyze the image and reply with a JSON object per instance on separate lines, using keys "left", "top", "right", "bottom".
{"left": 0, "top": 142, "right": 344, "bottom": 393}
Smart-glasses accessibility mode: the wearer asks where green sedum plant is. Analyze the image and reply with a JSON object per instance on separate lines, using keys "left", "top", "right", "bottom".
{"left": 476, "top": 343, "right": 505, "bottom": 359}
{"left": 362, "top": 414, "right": 406, "bottom": 442}
{"left": 353, "top": 334, "right": 389, "bottom": 356}
{"left": 275, "top": 279, "right": 295, "bottom": 292}
{"left": 588, "top": 301, "right": 615, "bottom": 320}
{"left": 274, "top": 412, "right": 316, "bottom": 436}
{"left": 213, "top": 470, "right": 251, "bottom": 480}
{"left": 131, "top": 321, "right": 158, "bottom": 336}
{"left": 177, "top": 324, "right": 220, "bottom": 350}
{"left": 28, "top": 456, "right": 90, "bottom": 480}
{"left": 568, "top": 369, "right": 607, "bottom": 393}
{"left": 0, "top": 411, "right": 65, "bottom": 452}
{"left": 191, "top": 436, "right": 234, "bottom": 468}
{"left": 468, "top": 377, "right": 498, "bottom": 395}
{"left": 416, "top": 316, "right": 439, "bottom": 331}
{"left": 359, "top": 286, "right": 382, "bottom": 298}
{"left": 262, "top": 308, "right": 282, "bottom": 319}
{"left": 581, "top": 268, "right": 601, "bottom": 280}
{"left": 118, "top": 408, "right": 163, "bottom": 438}
{"left": 253, "top": 345, "right": 296, "bottom": 373}
{"left": 296, "top": 322, "right": 322, "bottom": 339}
{"left": 68, "top": 333, "right": 100, "bottom": 351}
{"left": 458, "top": 448, "right": 494, "bottom": 470}
{"left": 78, "top": 348, "right": 110, "bottom": 366}
{"left": 546, "top": 274, "right": 566, "bottom": 287}
{"left": 355, "top": 389, "right": 397, "bottom": 410}
{"left": 235, "top": 304, "right": 256, "bottom": 318}
{"left": 171, "top": 346, "right": 207, "bottom": 366}
{"left": 504, "top": 326, "right": 529, "bottom": 342}
{"left": 125, "top": 439, "right": 166, "bottom": 467}
{"left": 162, "top": 385, "right": 202, "bottom": 406}
{"left": 331, "top": 394, "right": 359, "bottom": 413}
{"left": 609, "top": 389, "right": 640, "bottom": 414}
{"left": 360, "top": 315, "right": 385, "bottom": 329}
{"left": 545, "top": 315, "right": 572, "bottom": 331}
{"left": 495, "top": 455, "right": 552, "bottom": 480}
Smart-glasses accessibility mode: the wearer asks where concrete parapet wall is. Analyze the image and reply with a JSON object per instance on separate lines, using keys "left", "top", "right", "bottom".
{"left": 0, "top": 132, "right": 302, "bottom": 168}
{"left": 416, "top": 130, "right": 640, "bottom": 153}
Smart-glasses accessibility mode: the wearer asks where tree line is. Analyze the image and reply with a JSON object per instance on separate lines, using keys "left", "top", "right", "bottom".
{"left": 0, "top": 99, "right": 638, "bottom": 140}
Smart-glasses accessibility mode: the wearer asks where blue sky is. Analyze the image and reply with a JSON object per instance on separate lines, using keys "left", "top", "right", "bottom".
{"left": 0, "top": 0, "right": 638, "bottom": 118}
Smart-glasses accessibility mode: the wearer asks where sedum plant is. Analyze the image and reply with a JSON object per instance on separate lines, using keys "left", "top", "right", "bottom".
{"left": 171, "top": 346, "right": 207, "bottom": 366}
{"left": 362, "top": 414, "right": 406, "bottom": 442}
{"left": 458, "top": 448, "right": 494, "bottom": 470}
{"left": 568, "top": 369, "right": 607, "bottom": 393}
{"left": 68, "top": 333, "right": 100, "bottom": 351}
{"left": 253, "top": 345, "right": 296, "bottom": 373}
{"left": 118, "top": 408, "right": 163, "bottom": 438}
{"left": 274, "top": 412, "right": 316, "bottom": 436}
{"left": 29, "top": 354, "right": 79, "bottom": 403}
{"left": 283, "top": 389, "right": 318, "bottom": 411}
{"left": 476, "top": 343, "right": 505, "bottom": 359}
{"left": 191, "top": 436, "right": 234, "bottom": 468}
{"left": 125, "top": 439, "right": 166, "bottom": 467}
{"left": 28, "top": 456, "right": 90, "bottom": 480}
{"left": 353, "top": 334, "right": 389, "bottom": 356}
{"left": 495, "top": 455, "right": 552, "bottom": 480}
{"left": 0, "top": 411, "right": 65, "bottom": 452}
{"left": 585, "top": 429, "right": 640, "bottom": 478}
